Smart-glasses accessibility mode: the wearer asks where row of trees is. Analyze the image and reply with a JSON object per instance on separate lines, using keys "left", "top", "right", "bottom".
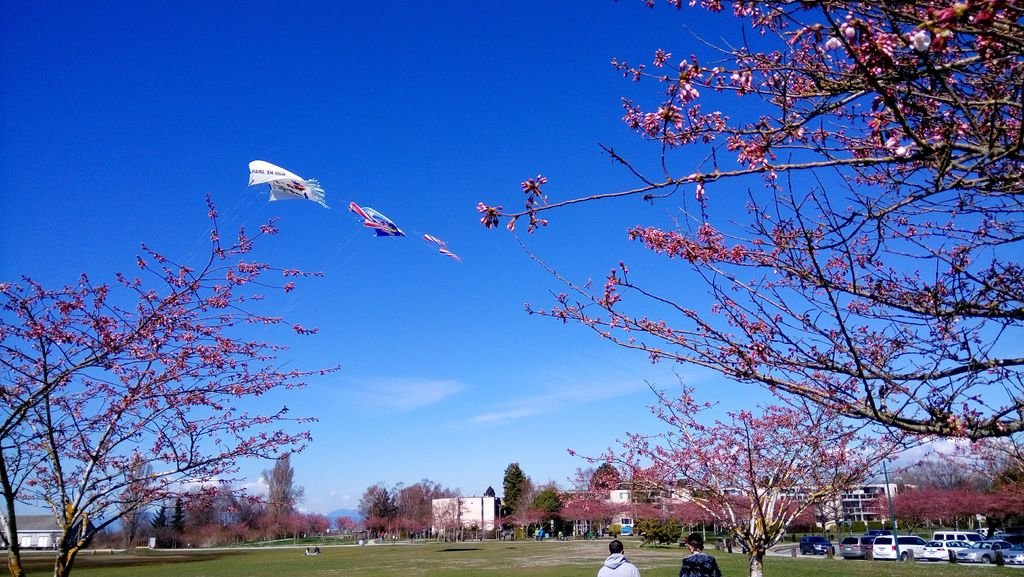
{"left": 356, "top": 479, "right": 461, "bottom": 538}
{"left": 890, "top": 456, "right": 1024, "bottom": 533}
{"left": 508, "top": 457, "right": 1024, "bottom": 545}
{"left": 892, "top": 484, "right": 1024, "bottom": 534}
{"left": 97, "top": 454, "right": 326, "bottom": 549}
{"left": 111, "top": 487, "right": 333, "bottom": 549}
{"left": 348, "top": 464, "right": 575, "bottom": 541}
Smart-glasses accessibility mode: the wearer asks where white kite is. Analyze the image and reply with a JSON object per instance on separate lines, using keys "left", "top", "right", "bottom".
{"left": 248, "top": 160, "right": 328, "bottom": 208}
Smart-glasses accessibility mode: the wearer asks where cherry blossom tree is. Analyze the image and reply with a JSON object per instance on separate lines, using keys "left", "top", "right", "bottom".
{"left": 480, "top": 0, "right": 1024, "bottom": 441}
{"left": 514, "top": 507, "right": 549, "bottom": 539}
{"left": 575, "top": 384, "right": 898, "bottom": 577}
{"left": 431, "top": 498, "right": 463, "bottom": 541}
{"left": 396, "top": 479, "right": 458, "bottom": 539}
{"left": 295, "top": 512, "right": 330, "bottom": 539}
{"left": 0, "top": 199, "right": 328, "bottom": 577}
{"left": 560, "top": 492, "right": 617, "bottom": 537}
{"left": 892, "top": 486, "right": 944, "bottom": 532}
{"left": 334, "top": 515, "right": 357, "bottom": 535}
{"left": 669, "top": 500, "right": 715, "bottom": 531}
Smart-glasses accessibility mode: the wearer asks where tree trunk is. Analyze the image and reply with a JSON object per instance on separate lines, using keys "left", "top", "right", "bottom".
{"left": 52, "top": 546, "right": 77, "bottom": 577}
{"left": 3, "top": 527, "right": 26, "bottom": 577}
{"left": 6, "top": 549, "right": 26, "bottom": 577}
{"left": 1, "top": 457, "right": 26, "bottom": 577}
{"left": 747, "top": 549, "right": 766, "bottom": 577}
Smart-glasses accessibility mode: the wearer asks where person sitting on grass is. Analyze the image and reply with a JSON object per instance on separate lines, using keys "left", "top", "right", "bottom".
{"left": 679, "top": 533, "right": 722, "bottom": 577}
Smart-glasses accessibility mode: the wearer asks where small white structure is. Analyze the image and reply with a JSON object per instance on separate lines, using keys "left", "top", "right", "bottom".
{"left": 432, "top": 496, "right": 499, "bottom": 537}
{"left": 1, "top": 515, "right": 62, "bottom": 549}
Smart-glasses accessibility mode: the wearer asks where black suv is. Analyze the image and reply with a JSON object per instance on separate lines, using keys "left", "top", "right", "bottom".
{"left": 800, "top": 535, "right": 834, "bottom": 555}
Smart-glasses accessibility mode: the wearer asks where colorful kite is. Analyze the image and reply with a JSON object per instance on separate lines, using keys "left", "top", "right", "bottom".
{"left": 247, "top": 162, "right": 459, "bottom": 262}
{"left": 348, "top": 202, "right": 405, "bottom": 237}
{"left": 248, "top": 160, "right": 328, "bottom": 208}
{"left": 423, "top": 234, "right": 462, "bottom": 263}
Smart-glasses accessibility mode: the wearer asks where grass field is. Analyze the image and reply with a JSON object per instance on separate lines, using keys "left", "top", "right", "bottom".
{"left": 16, "top": 539, "right": 1023, "bottom": 577}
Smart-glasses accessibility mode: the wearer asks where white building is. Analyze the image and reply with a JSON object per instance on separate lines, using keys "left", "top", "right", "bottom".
{"left": 431, "top": 496, "right": 499, "bottom": 536}
{"left": 839, "top": 483, "right": 901, "bottom": 523}
{"left": 0, "top": 515, "right": 62, "bottom": 549}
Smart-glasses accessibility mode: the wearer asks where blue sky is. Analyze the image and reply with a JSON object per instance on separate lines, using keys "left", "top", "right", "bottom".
{"left": 2, "top": 1, "right": 767, "bottom": 514}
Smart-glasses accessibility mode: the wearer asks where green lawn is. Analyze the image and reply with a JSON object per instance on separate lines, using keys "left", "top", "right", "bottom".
{"left": 16, "top": 539, "right": 1021, "bottom": 577}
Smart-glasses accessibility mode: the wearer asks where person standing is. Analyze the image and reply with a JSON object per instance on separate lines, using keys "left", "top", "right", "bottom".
{"left": 598, "top": 539, "right": 641, "bottom": 577}
{"left": 679, "top": 533, "right": 722, "bottom": 577}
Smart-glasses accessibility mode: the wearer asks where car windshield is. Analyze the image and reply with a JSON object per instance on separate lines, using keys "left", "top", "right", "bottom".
{"left": 841, "top": 538, "right": 858, "bottom": 544}
{"left": 927, "top": 541, "right": 943, "bottom": 547}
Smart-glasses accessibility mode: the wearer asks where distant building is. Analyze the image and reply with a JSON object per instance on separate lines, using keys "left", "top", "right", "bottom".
{"left": 1, "top": 515, "right": 62, "bottom": 549}
{"left": 601, "top": 481, "right": 905, "bottom": 531}
{"left": 839, "top": 482, "right": 902, "bottom": 523}
{"left": 431, "top": 496, "right": 500, "bottom": 537}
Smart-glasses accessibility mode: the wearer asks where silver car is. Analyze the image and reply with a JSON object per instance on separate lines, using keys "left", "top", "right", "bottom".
{"left": 955, "top": 540, "right": 1014, "bottom": 564}
{"left": 839, "top": 535, "right": 875, "bottom": 559}
{"left": 1005, "top": 544, "right": 1024, "bottom": 566}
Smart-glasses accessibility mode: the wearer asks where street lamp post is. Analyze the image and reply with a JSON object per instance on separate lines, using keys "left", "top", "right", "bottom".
{"left": 883, "top": 462, "right": 901, "bottom": 561}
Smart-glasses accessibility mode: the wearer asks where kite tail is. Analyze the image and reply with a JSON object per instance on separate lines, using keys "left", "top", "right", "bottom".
{"left": 306, "top": 179, "right": 329, "bottom": 209}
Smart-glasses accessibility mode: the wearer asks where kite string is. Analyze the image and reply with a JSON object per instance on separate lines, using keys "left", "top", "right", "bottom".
{"left": 180, "top": 186, "right": 262, "bottom": 268}
{"left": 324, "top": 225, "right": 363, "bottom": 278}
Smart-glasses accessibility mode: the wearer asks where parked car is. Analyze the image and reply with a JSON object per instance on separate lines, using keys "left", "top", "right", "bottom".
{"left": 865, "top": 529, "right": 892, "bottom": 536}
{"left": 996, "top": 527, "right": 1024, "bottom": 544}
{"left": 932, "top": 530, "right": 983, "bottom": 543}
{"left": 920, "top": 540, "right": 972, "bottom": 561}
{"left": 839, "top": 535, "right": 876, "bottom": 559}
{"left": 871, "top": 535, "right": 928, "bottom": 561}
{"left": 1005, "top": 544, "right": 1024, "bottom": 566}
{"left": 1003, "top": 534, "right": 1024, "bottom": 545}
{"left": 955, "top": 540, "right": 1014, "bottom": 564}
{"left": 799, "top": 535, "right": 834, "bottom": 555}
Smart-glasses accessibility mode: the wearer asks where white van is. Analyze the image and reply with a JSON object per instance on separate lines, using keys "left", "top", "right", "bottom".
{"left": 872, "top": 535, "right": 929, "bottom": 561}
{"left": 932, "top": 531, "right": 984, "bottom": 543}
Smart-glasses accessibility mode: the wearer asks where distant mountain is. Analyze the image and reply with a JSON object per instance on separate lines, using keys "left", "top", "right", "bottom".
{"left": 326, "top": 508, "right": 362, "bottom": 521}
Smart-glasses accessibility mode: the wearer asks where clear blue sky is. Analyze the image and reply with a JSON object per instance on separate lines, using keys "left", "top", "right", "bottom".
{"left": 2, "top": 1, "right": 763, "bottom": 514}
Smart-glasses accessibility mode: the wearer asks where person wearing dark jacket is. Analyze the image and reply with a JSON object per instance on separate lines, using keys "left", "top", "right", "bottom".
{"left": 679, "top": 533, "right": 722, "bottom": 577}
{"left": 598, "top": 539, "right": 641, "bottom": 577}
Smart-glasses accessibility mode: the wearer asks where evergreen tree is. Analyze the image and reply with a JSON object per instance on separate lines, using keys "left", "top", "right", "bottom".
{"left": 150, "top": 505, "right": 167, "bottom": 529}
{"left": 171, "top": 498, "right": 185, "bottom": 534}
{"left": 502, "top": 463, "right": 527, "bottom": 516}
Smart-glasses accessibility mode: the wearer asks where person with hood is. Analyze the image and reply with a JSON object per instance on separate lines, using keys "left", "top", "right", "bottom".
{"left": 598, "top": 539, "right": 641, "bottom": 577}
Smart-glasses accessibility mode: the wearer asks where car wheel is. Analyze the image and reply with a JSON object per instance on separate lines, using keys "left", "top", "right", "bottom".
{"left": 982, "top": 555, "right": 991, "bottom": 564}
{"left": 900, "top": 552, "right": 909, "bottom": 561}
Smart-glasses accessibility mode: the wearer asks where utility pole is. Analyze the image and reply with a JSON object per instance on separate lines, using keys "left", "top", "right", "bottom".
{"left": 883, "top": 462, "right": 901, "bottom": 560}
